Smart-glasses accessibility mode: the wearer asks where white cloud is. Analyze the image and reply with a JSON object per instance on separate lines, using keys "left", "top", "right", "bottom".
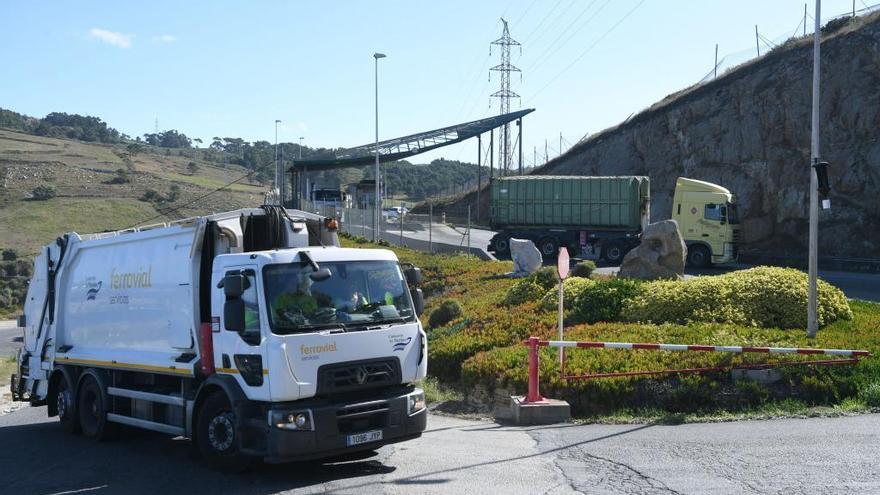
{"left": 89, "top": 28, "right": 133, "bottom": 49}
{"left": 152, "top": 34, "right": 177, "bottom": 43}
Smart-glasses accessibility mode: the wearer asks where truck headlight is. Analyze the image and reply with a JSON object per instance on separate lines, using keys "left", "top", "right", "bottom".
{"left": 269, "top": 410, "right": 314, "bottom": 431}
{"left": 407, "top": 389, "right": 426, "bottom": 415}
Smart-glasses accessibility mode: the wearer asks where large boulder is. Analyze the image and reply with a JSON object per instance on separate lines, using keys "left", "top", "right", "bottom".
{"left": 509, "top": 239, "right": 542, "bottom": 278}
{"left": 619, "top": 220, "right": 687, "bottom": 280}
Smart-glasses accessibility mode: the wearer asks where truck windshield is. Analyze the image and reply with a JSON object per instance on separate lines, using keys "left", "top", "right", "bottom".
{"left": 263, "top": 260, "right": 414, "bottom": 334}
{"left": 726, "top": 203, "right": 740, "bottom": 224}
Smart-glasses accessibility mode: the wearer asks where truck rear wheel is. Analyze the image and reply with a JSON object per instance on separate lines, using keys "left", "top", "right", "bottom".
{"left": 687, "top": 244, "right": 711, "bottom": 268}
{"left": 602, "top": 242, "right": 625, "bottom": 265}
{"left": 538, "top": 237, "right": 559, "bottom": 258}
{"left": 56, "top": 373, "right": 80, "bottom": 435}
{"left": 493, "top": 236, "right": 511, "bottom": 256}
{"left": 197, "top": 392, "right": 254, "bottom": 472}
{"left": 77, "top": 375, "right": 117, "bottom": 441}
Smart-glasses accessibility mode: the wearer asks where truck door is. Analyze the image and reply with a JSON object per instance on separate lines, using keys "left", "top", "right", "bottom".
{"left": 701, "top": 203, "right": 726, "bottom": 258}
{"left": 213, "top": 267, "right": 271, "bottom": 401}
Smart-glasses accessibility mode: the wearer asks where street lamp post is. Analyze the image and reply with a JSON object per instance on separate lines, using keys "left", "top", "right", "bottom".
{"left": 274, "top": 119, "right": 281, "bottom": 205}
{"left": 298, "top": 136, "right": 304, "bottom": 160}
{"left": 373, "top": 52, "right": 386, "bottom": 242}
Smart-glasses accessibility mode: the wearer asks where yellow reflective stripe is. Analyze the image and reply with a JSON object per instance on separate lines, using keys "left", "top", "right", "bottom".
{"left": 57, "top": 356, "right": 194, "bottom": 376}
{"left": 216, "top": 368, "right": 269, "bottom": 375}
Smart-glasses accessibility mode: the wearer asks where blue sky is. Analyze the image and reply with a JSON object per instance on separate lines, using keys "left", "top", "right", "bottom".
{"left": 0, "top": 0, "right": 867, "bottom": 165}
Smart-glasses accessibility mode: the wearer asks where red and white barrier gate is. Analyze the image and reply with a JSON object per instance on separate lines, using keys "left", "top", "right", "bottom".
{"left": 523, "top": 336, "right": 870, "bottom": 403}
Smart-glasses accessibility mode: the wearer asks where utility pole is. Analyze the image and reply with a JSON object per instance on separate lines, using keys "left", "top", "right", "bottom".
{"left": 477, "top": 134, "right": 482, "bottom": 220}
{"left": 714, "top": 44, "right": 719, "bottom": 78}
{"left": 534, "top": 146, "right": 537, "bottom": 169}
{"left": 489, "top": 128, "right": 494, "bottom": 179}
{"left": 755, "top": 25, "right": 761, "bottom": 56}
{"left": 490, "top": 18, "right": 521, "bottom": 176}
{"left": 545, "top": 139, "right": 548, "bottom": 163}
{"left": 804, "top": 4, "right": 808, "bottom": 36}
{"left": 373, "top": 52, "right": 386, "bottom": 241}
{"left": 559, "top": 132, "right": 563, "bottom": 157}
{"left": 298, "top": 137, "right": 304, "bottom": 159}
{"left": 518, "top": 119, "right": 523, "bottom": 175}
{"left": 807, "top": 0, "right": 821, "bottom": 338}
{"left": 274, "top": 119, "right": 281, "bottom": 205}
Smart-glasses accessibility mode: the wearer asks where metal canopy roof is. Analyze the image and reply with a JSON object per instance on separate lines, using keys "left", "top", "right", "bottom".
{"left": 290, "top": 108, "right": 534, "bottom": 171}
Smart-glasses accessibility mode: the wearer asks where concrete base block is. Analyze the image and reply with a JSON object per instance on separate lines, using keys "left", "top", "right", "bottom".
{"left": 508, "top": 396, "right": 571, "bottom": 425}
{"left": 731, "top": 368, "right": 783, "bottom": 384}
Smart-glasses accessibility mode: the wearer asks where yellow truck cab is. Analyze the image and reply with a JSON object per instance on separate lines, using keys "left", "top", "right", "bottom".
{"left": 671, "top": 177, "right": 740, "bottom": 267}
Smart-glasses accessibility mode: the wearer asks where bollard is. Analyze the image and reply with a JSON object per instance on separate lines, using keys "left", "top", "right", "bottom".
{"left": 526, "top": 336, "right": 543, "bottom": 403}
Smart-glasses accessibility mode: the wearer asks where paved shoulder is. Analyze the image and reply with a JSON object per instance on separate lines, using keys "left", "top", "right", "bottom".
{"left": 530, "top": 414, "right": 880, "bottom": 494}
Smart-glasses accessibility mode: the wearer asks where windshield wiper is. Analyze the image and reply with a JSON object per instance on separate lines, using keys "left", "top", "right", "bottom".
{"left": 275, "top": 322, "right": 347, "bottom": 334}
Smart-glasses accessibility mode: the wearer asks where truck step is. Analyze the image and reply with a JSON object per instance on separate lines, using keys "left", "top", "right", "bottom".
{"left": 107, "top": 413, "right": 185, "bottom": 436}
{"left": 107, "top": 387, "right": 185, "bottom": 407}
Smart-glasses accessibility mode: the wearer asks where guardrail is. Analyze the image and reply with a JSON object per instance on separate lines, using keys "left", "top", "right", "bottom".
{"left": 522, "top": 336, "right": 870, "bottom": 403}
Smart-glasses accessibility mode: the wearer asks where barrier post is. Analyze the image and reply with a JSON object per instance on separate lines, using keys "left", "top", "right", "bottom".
{"left": 526, "top": 336, "right": 543, "bottom": 403}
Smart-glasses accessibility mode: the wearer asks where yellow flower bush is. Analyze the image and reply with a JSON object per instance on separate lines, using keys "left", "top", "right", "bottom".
{"left": 622, "top": 266, "right": 852, "bottom": 329}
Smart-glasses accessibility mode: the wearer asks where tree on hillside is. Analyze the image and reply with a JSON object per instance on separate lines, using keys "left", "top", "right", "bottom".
{"left": 126, "top": 142, "right": 143, "bottom": 157}
{"left": 33, "top": 112, "right": 121, "bottom": 143}
{"left": 32, "top": 185, "right": 56, "bottom": 200}
{"left": 143, "top": 129, "right": 192, "bottom": 148}
{"left": 187, "top": 161, "right": 199, "bottom": 175}
{"left": 193, "top": 138, "right": 203, "bottom": 148}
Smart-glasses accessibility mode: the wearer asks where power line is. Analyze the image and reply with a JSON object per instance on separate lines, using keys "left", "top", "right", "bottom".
{"left": 522, "top": 0, "right": 604, "bottom": 74}
{"left": 528, "top": 0, "right": 647, "bottom": 103}
{"left": 122, "top": 163, "right": 269, "bottom": 230}
{"left": 521, "top": 0, "right": 565, "bottom": 45}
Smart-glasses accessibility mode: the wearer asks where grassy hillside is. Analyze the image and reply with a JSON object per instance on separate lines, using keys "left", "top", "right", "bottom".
{"left": 0, "top": 128, "right": 265, "bottom": 256}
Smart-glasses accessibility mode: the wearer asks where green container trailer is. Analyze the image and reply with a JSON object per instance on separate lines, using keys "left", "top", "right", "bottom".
{"left": 488, "top": 176, "right": 650, "bottom": 262}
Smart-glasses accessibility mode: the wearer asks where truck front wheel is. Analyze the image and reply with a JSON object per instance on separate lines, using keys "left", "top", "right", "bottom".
{"left": 686, "top": 244, "right": 712, "bottom": 268}
{"left": 538, "top": 237, "right": 559, "bottom": 258}
{"left": 197, "top": 392, "right": 254, "bottom": 472}
{"left": 77, "top": 375, "right": 117, "bottom": 441}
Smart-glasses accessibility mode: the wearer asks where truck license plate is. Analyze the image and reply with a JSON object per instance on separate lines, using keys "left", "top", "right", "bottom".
{"left": 347, "top": 430, "right": 382, "bottom": 446}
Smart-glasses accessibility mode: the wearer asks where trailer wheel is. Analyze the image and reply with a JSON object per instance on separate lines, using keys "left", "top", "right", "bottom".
{"left": 493, "top": 236, "right": 511, "bottom": 256}
{"left": 538, "top": 237, "right": 559, "bottom": 258}
{"left": 197, "top": 392, "right": 254, "bottom": 472}
{"left": 77, "top": 375, "right": 117, "bottom": 441}
{"left": 56, "top": 373, "right": 80, "bottom": 435}
{"left": 602, "top": 242, "right": 625, "bottom": 265}
{"left": 686, "top": 244, "right": 711, "bottom": 268}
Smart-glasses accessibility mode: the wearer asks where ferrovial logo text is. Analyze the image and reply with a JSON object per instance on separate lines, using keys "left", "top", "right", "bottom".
{"left": 300, "top": 342, "right": 337, "bottom": 361}
{"left": 110, "top": 266, "right": 152, "bottom": 289}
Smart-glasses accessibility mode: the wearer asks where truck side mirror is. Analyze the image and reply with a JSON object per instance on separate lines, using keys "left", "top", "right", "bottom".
{"left": 411, "top": 288, "right": 425, "bottom": 317}
{"left": 404, "top": 266, "right": 423, "bottom": 285}
{"left": 222, "top": 274, "right": 249, "bottom": 299}
{"left": 309, "top": 267, "right": 332, "bottom": 282}
{"left": 224, "top": 299, "right": 246, "bottom": 332}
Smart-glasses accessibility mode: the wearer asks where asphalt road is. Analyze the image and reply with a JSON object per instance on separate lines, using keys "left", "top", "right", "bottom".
{"left": 2, "top": 406, "right": 879, "bottom": 494}
{"left": 0, "top": 319, "right": 21, "bottom": 357}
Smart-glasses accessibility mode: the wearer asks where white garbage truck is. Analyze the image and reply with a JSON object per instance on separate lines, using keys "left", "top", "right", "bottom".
{"left": 11, "top": 206, "right": 428, "bottom": 470}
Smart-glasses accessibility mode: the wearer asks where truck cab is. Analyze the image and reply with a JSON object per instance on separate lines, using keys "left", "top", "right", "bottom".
{"left": 672, "top": 177, "right": 740, "bottom": 267}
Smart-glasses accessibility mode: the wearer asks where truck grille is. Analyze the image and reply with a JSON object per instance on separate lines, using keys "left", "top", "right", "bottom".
{"left": 317, "top": 358, "right": 401, "bottom": 396}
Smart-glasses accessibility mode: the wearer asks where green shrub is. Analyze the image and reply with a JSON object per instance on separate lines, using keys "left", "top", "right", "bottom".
{"left": 860, "top": 382, "right": 880, "bottom": 408}
{"left": 571, "top": 278, "right": 644, "bottom": 323}
{"left": 530, "top": 266, "right": 558, "bottom": 291}
{"left": 622, "top": 266, "right": 852, "bottom": 329}
{"left": 31, "top": 185, "right": 56, "bottom": 200}
{"left": 570, "top": 260, "right": 596, "bottom": 278}
{"left": 428, "top": 299, "right": 463, "bottom": 328}
{"left": 504, "top": 279, "right": 545, "bottom": 306}
{"left": 539, "top": 277, "right": 595, "bottom": 311}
